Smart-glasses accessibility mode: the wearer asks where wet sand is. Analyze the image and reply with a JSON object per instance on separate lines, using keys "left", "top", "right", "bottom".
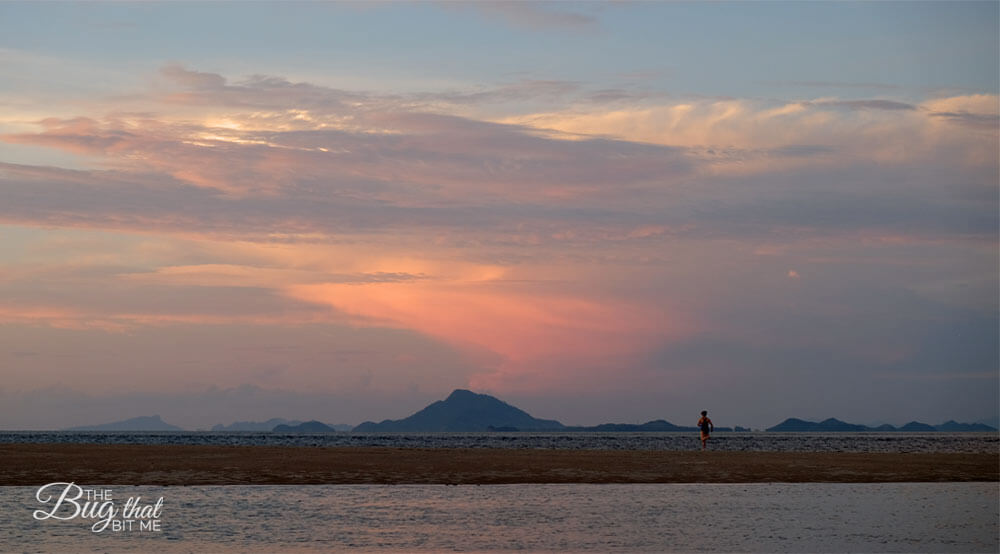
{"left": 1, "top": 444, "right": 996, "bottom": 485}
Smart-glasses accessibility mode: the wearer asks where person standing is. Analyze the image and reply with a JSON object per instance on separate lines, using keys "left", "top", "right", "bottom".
{"left": 697, "top": 410, "right": 714, "bottom": 450}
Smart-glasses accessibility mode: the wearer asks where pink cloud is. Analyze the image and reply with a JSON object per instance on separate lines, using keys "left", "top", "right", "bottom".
{"left": 286, "top": 279, "right": 693, "bottom": 393}
{"left": 0, "top": 66, "right": 995, "bottom": 403}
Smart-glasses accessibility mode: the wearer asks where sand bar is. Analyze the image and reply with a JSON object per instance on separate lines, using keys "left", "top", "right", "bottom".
{"left": 1, "top": 444, "right": 996, "bottom": 485}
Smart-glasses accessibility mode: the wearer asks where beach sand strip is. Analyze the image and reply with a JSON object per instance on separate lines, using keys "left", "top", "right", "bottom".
{"left": 1, "top": 444, "right": 996, "bottom": 485}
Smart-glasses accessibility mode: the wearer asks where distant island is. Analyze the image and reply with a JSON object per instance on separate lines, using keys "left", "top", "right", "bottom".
{"left": 212, "top": 418, "right": 304, "bottom": 432}
{"left": 64, "top": 415, "right": 184, "bottom": 432}
{"left": 273, "top": 420, "right": 339, "bottom": 433}
{"left": 561, "top": 420, "right": 740, "bottom": 433}
{"left": 353, "top": 392, "right": 994, "bottom": 433}
{"left": 352, "top": 389, "right": 738, "bottom": 432}
{"left": 353, "top": 389, "right": 564, "bottom": 432}
{"left": 210, "top": 419, "right": 354, "bottom": 432}
{"left": 56, "top": 393, "right": 997, "bottom": 433}
{"left": 767, "top": 417, "right": 997, "bottom": 433}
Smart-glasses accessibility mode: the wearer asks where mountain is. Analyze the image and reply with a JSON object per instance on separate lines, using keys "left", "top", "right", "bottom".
{"left": 272, "top": 420, "right": 339, "bottom": 432}
{"left": 767, "top": 417, "right": 870, "bottom": 432}
{"left": 212, "top": 418, "right": 303, "bottom": 431}
{"left": 352, "top": 389, "right": 565, "bottom": 432}
{"left": 935, "top": 420, "right": 998, "bottom": 432}
{"left": 562, "top": 419, "right": 736, "bottom": 432}
{"left": 565, "top": 420, "right": 696, "bottom": 432}
{"left": 899, "top": 421, "right": 936, "bottom": 432}
{"left": 64, "top": 415, "right": 184, "bottom": 431}
{"left": 767, "top": 418, "right": 822, "bottom": 432}
{"left": 767, "top": 417, "right": 998, "bottom": 432}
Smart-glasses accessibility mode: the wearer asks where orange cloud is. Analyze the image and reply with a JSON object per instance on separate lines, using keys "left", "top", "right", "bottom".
{"left": 0, "top": 302, "right": 338, "bottom": 332}
{"left": 0, "top": 304, "right": 147, "bottom": 333}
{"left": 286, "top": 279, "right": 688, "bottom": 392}
{"left": 498, "top": 94, "right": 999, "bottom": 175}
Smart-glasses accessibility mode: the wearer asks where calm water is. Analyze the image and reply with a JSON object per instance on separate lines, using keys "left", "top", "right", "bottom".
{"left": 1, "top": 431, "right": 997, "bottom": 453}
{"left": 2, "top": 483, "right": 996, "bottom": 553}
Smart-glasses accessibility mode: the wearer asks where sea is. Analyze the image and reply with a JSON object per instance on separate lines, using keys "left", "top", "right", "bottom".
{"left": 2, "top": 432, "right": 997, "bottom": 553}
{"left": 1, "top": 430, "right": 997, "bottom": 452}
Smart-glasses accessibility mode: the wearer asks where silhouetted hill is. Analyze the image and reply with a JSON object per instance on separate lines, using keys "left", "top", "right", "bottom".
{"left": 64, "top": 415, "right": 184, "bottom": 431}
{"left": 767, "top": 418, "right": 819, "bottom": 432}
{"left": 352, "top": 389, "right": 565, "bottom": 432}
{"left": 767, "top": 417, "right": 997, "bottom": 432}
{"left": 820, "top": 418, "right": 869, "bottom": 431}
{"left": 900, "top": 421, "right": 936, "bottom": 432}
{"left": 935, "top": 420, "right": 997, "bottom": 432}
{"left": 272, "top": 420, "right": 338, "bottom": 432}
{"left": 562, "top": 419, "right": 735, "bottom": 432}
{"left": 768, "top": 417, "right": 876, "bottom": 432}
{"left": 568, "top": 420, "right": 694, "bottom": 432}
{"left": 212, "top": 418, "right": 303, "bottom": 431}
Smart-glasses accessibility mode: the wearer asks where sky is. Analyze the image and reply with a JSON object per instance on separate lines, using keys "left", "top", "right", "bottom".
{"left": 0, "top": 1, "right": 997, "bottom": 430}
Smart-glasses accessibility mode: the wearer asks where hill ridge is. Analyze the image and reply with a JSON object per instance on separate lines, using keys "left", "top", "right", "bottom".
{"left": 767, "top": 417, "right": 996, "bottom": 432}
{"left": 353, "top": 389, "right": 565, "bottom": 432}
{"left": 64, "top": 415, "right": 184, "bottom": 432}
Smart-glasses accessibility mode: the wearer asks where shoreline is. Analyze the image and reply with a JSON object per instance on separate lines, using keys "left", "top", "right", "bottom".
{"left": 2, "top": 444, "right": 997, "bottom": 485}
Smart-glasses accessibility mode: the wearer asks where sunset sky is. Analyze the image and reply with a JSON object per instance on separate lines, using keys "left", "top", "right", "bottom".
{"left": 1, "top": 1, "right": 997, "bottom": 430}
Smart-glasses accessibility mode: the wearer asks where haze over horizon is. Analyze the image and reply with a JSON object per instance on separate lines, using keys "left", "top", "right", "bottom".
{"left": 1, "top": 2, "right": 997, "bottom": 431}
{"left": 28, "top": 386, "right": 999, "bottom": 433}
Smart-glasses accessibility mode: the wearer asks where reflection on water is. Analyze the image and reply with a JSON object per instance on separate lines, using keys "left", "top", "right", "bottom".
{"left": 2, "top": 483, "right": 997, "bottom": 553}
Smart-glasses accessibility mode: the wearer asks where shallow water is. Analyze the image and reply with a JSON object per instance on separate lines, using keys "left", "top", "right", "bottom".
{"left": 1, "top": 431, "right": 996, "bottom": 453}
{"left": 2, "top": 483, "right": 996, "bottom": 553}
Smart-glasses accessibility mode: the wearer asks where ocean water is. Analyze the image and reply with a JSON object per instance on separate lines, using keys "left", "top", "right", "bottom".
{"left": 1, "top": 431, "right": 996, "bottom": 453}
{"left": 2, "top": 483, "right": 996, "bottom": 553}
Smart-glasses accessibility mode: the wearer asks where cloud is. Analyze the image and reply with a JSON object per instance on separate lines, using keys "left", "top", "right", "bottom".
{"left": 499, "top": 94, "right": 998, "bottom": 179}
{"left": 921, "top": 94, "right": 998, "bottom": 114}
{"left": 804, "top": 99, "right": 917, "bottom": 111}
{"left": 155, "top": 64, "right": 370, "bottom": 112}
{"left": 760, "top": 80, "right": 903, "bottom": 91}
{"left": 2, "top": 71, "right": 995, "bottom": 250}
{"left": 122, "top": 265, "right": 426, "bottom": 289}
{"left": 286, "top": 278, "right": 690, "bottom": 392}
{"left": 4, "top": 102, "right": 694, "bottom": 202}
{"left": 464, "top": 1, "right": 598, "bottom": 32}
{"left": 928, "top": 111, "right": 1000, "bottom": 129}
{"left": 417, "top": 80, "right": 583, "bottom": 107}
{"left": 0, "top": 270, "right": 339, "bottom": 332}
{"left": 160, "top": 64, "right": 226, "bottom": 90}
{"left": 920, "top": 93, "right": 1000, "bottom": 129}
{"left": 4, "top": 117, "right": 138, "bottom": 155}
{"left": 1, "top": 66, "right": 996, "bottom": 408}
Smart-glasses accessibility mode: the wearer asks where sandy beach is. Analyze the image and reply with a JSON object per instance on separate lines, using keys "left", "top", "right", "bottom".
{"left": 1, "top": 444, "right": 996, "bottom": 485}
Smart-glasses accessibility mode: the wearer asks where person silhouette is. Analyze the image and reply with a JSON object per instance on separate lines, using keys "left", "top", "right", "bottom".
{"left": 697, "top": 410, "right": 714, "bottom": 450}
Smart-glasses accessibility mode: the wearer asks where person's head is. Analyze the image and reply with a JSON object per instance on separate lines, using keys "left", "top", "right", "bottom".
{"left": 701, "top": 410, "right": 707, "bottom": 416}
